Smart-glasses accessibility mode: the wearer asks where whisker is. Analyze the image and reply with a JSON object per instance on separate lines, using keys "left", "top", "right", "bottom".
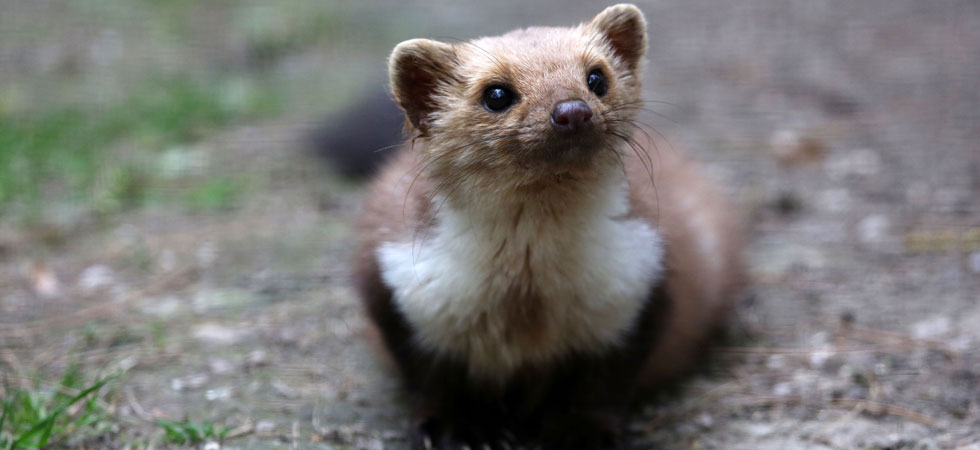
{"left": 619, "top": 99, "right": 680, "bottom": 108}
{"left": 604, "top": 119, "right": 656, "bottom": 150}
{"left": 609, "top": 128, "right": 655, "bottom": 177}
{"left": 401, "top": 131, "right": 527, "bottom": 222}
{"left": 607, "top": 129, "right": 649, "bottom": 177}
{"left": 401, "top": 156, "right": 442, "bottom": 222}
{"left": 601, "top": 140, "right": 630, "bottom": 187}
{"left": 606, "top": 130, "right": 658, "bottom": 204}
{"left": 624, "top": 131, "right": 661, "bottom": 216}
{"left": 402, "top": 129, "right": 539, "bottom": 258}
{"left": 603, "top": 104, "right": 679, "bottom": 124}
{"left": 371, "top": 141, "right": 406, "bottom": 155}
{"left": 412, "top": 172, "right": 464, "bottom": 263}
{"left": 603, "top": 116, "right": 675, "bottom": 158}
{"left": 603, "top": 118, "right": 666, "bottom": 169}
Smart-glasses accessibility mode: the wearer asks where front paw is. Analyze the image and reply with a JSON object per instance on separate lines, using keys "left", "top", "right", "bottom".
{"left": 410, "top": 416, "right": 515, "bottom": 450}
{"left": 536, "top": 412, "right": 622, "bottom": 450}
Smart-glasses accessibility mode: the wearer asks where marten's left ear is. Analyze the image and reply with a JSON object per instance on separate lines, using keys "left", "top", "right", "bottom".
{"left": 589, "top": 4, "right": 647, "bottom": 72}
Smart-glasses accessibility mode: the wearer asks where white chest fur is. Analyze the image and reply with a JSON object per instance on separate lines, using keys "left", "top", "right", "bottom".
{"left": 377, "top": 182, "right": 664, "bottom": 381}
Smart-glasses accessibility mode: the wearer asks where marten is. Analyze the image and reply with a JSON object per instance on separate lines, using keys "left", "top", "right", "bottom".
{"left": 353, "top": 4, "right": 745, "bottom": 449}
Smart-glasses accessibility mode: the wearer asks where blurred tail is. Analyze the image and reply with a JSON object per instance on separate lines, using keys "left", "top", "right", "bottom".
{"left": 309, "top": 85, "right": 404, "bottom": 179}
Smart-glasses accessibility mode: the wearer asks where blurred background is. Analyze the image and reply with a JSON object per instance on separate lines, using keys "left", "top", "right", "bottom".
{"left": 0, "top": 1, "right": 977, "bottom": 448}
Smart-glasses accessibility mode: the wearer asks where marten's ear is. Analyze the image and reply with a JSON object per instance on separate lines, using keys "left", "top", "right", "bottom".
{"left": 388, "top": 39, "right": 458, "bottom": 135}
{"left": 589, "top": 4, "right": 647, "bottom": 72}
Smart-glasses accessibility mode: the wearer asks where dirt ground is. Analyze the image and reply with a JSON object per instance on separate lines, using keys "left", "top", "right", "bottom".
{"left": 1, "top": 1, "right": 978, "bottom": 449}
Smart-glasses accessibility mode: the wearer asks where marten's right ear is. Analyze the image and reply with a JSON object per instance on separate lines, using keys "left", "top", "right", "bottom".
{"left": 388, "top": 39, "right": 458, "bottom": 135}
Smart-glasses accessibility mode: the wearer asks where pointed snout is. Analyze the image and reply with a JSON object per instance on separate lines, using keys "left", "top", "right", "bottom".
{"left": 550, "top": 100, "right": 594, "bottom": 134}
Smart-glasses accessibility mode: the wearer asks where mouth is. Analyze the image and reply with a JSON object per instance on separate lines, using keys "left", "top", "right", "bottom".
{"left": 521, "top": 132, "right": 608, "bottom": 172}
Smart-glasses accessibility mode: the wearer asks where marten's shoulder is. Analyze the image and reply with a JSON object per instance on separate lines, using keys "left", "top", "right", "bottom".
{"left": 355, "top": 145, "right": 434, "bottom": 258}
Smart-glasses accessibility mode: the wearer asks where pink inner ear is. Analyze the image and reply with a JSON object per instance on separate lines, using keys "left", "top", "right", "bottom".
{"left": 604, "top": 20, "right": 644, "bottom": 68}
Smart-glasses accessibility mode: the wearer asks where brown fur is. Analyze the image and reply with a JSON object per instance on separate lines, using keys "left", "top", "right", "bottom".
{"left": 357, "top": 129, "right": 745, "bottom": 382}
{"left": 625, "top": 138, "right": 746, "bottom": 384}
{"left": 353, "top": 4, "right": 745, "bottom": 448}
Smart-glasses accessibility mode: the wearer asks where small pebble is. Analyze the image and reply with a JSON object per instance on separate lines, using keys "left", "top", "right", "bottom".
{"left": 809, "top": 349, "right": 833, "bottom": 369}
{"left": 969, "top": 251, "right": 980, "bottom": 274}
{"left": 205, "top": 386, "right": 232, "bottom": 401}
{"left": 193, "top": 323, "right": 241, "bottom": 345}
{"left": 857, "top": 214, "right": 890, "bottom": 245}
{"left": 770, "top": 129, "right": 825, "bottom": 165}
{"left": 247, "top": 349, "right": 268, "bottom": 367}
{"left": 773, "top": 382, "right": 793, "bottom": 397}
{"left": 696, "top": 413, "right": 715, "bottom": 428}
{"left": 197, "top": 242, "right": 217, "bottom": 268}
{"left": 874, "top": 362, "right": 888, "bottom": 376}
{"left": 911, "top": 315, "right": 951, "bottom": 339}
{"left": 209, "top": 358, "right": 235, "bottom": 375}
{"left": 159, "top": 249, "right": 178, "bottom": 272}
{"left": 826, "top": 148, "right": 881, "bottom": 180}
{"left": 809, "top": 331, "right": 830, "bottom": 346}
{"left": 78, "top": 265, "right": 114, "bottom": 292}
{"left": 817, "top": 188, "right": 851, "bottom": 213}
{"left": 170, "top": 373, "right": 208, "bottom": 392}
{"left": 766, "top": 355, "right": 786, "bottom": 370}
{"left": 29, "top": 262, "right": 61, "bottom": 298}
{"left": 256, "top": 420, "right": 276, "bottom": 435}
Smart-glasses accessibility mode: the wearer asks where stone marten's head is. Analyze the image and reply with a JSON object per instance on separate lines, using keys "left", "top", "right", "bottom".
{"left": 388, "top": 4, "right": 648, "bottom": 192}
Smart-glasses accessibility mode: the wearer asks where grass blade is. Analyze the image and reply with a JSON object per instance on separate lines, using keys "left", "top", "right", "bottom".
{"left": 0, "top": 398, "right": 8, "bottom": 434}
{"left": 0, "top": 398, "right": 9, "bottom": 450}
{"left": 36, "top": 418, "right": 56, "bottom": 448}
{"left": 11, "top": 374, "right": 117, "bottom": 448}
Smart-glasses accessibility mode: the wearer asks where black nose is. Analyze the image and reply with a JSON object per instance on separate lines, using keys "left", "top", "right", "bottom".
{"left": 550, "top": 100, "right": 593, "bottom": 133}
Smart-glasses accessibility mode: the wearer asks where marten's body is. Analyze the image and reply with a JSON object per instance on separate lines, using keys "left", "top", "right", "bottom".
{"left": 354, "top": 5, "right": 744, "bottom": 448}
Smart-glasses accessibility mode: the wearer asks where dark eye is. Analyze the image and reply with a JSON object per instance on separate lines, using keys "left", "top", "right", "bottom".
{"left": 587, "top": 69, "right": 608, "bottom": 97}
{"left": 483, "top": 85, "right": 516, "bottom": 112}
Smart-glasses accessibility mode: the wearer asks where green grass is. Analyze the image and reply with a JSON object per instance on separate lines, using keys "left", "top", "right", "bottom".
{"left": 155, "top": 418, "right": 229, "bottom": 446}
{"left": 0, "top": 367, "right": 118, "bottom": 449}
{"left": 0, "top": 75, "right": 278, "bottom": 218}
{"left": 181, "top": 177, "right": 246, "bottom": 213}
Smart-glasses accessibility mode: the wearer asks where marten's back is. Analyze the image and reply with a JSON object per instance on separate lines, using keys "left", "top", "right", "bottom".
{"left": 623, "top": 135, "right": 746, "bottom": 384}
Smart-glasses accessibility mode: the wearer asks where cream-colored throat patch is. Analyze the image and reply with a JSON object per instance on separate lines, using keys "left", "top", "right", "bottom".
{"left": 377, "top": 182, "right": 664, "bottom": 382}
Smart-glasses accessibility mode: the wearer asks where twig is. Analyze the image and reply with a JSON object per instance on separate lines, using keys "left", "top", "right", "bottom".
{"left": 837, "top": 323, "right": 959, "bottom": 361}
{"left": 714, "top": 345, "right": 884, "bottom": 355}
{"left": 124, "top": 386, "right": 154, "bottom": 422}
{"left": 723, "top": 395, "right": 938, "bottom": 428}
{"left": 830, "top": 399, "right": 938, "bottom": 428}
{"left": 225, "top": 421, "right": 254, "bottom": 440}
